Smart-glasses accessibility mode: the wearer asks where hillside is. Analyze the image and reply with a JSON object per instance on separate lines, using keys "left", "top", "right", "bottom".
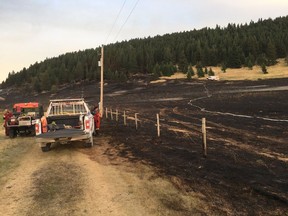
{"left": 2, "top": 15, "right": 288, "bottom": 92}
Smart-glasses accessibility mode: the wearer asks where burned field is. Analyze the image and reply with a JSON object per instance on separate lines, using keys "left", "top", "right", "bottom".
{"left": 1, "top": 77, "right": 287, "bottom": 215}
{"left": 100, "top": 78, "right": 288, "bottom": 215}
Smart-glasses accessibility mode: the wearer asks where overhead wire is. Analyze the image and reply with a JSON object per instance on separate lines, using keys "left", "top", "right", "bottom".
{"left": 113, "top": 0, "right": 141, "bottom": 43}
{"left": 104, "top": 0, "right": 127, "bottom": 44}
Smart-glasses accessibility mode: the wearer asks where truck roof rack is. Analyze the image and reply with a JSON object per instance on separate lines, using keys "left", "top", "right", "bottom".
{"left": 49, "top": 98, "right": 84, "bottom": 102}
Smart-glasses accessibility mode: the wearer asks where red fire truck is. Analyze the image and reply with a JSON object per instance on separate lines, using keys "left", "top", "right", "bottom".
{"left": 4, "top": 102, "right": 44, "bottom": 138}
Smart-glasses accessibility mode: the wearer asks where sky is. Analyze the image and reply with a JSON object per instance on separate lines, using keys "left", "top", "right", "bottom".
{"left": 0, "top": 0, "right": 288, "bottom": 82}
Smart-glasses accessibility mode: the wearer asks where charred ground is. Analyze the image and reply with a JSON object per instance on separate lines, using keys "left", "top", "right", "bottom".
{"left": 1, "top": 77, "right": 287, "bottom": 215}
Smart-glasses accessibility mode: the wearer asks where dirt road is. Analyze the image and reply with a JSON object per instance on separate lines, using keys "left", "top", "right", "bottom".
{"left": 0, "top": 130, "right": 209, "bottom": 216}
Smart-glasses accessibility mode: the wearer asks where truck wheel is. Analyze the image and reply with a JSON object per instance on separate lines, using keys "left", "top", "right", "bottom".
{"left": 41, "top": 143, "right": 51, "bottom": 152}
{"left": 30, "top": 128, "right": 36, "bottom": 136}
{"left": 84, "top": 143, "right": 92, "bottom": 148}
{"left": 9, "top": 128, "right": 16, "bottom": 138}
{"left": 84, "top": 135, "right": 93, "bottom": 148}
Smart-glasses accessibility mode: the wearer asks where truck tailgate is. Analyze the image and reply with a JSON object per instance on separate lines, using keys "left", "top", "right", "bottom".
{"left": 36, "top": 128, "right": 86, "bottom": 139}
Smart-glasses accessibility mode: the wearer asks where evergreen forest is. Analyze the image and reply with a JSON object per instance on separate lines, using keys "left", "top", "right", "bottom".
{"left": 2, "top": 15, "right": 288, "bottom": 92}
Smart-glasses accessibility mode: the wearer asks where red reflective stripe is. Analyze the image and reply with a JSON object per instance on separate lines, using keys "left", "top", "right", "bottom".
{"left": 85, "top": 120, "right": 90, "bottom": 129}
{"left": 35, "top": 124, "right": 39, "bottom": 133}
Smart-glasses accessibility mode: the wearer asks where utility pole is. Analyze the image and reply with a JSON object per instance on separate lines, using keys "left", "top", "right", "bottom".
{"left": 100, "top": 46, "right": 104, "bottom": 117}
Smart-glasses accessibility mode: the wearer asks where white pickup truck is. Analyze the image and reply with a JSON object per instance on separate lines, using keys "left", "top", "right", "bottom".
{"left": 35, "top": 98, "right": 94, "bottom": 152}
{"left": 207, "top": 75, "right": 219, "bottom": 81}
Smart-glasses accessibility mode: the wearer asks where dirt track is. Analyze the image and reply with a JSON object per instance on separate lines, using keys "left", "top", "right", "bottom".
{"left": 0, "top": 130, "right": 213, "bottom": 216}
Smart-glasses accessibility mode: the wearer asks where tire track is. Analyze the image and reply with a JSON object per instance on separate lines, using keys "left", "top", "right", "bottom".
{"left": 188, "top": 83, "right": 288, "bottom": 123}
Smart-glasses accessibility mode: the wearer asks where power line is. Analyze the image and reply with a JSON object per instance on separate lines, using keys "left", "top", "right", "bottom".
{"left": 113, "top": 0, "right": 140, "bottom": 43}
{"left": 104, "top": 0, "right": 127, "bottom": 44}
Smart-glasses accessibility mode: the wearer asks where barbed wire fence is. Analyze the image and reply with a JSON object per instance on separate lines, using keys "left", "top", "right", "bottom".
{"left": 103, "top": 107, "right": 208, "bottom": 157}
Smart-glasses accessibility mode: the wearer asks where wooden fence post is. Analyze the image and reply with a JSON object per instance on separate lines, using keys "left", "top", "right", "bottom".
{"left": 135, "top": 113, "right": 138, "bottom": 130}
{"left": 157, "top": 113, "right": 160, "bottom": 137}
{"left": 123, "top": 111, "right": 127, "bottom": 126}
{"left": 202, "top": 118, "right": 207, "bottom": 158}
{"left": 110, "top": 108, "right": 113, "bottom": 120}
{"left": 105, "top": 107, "right": 108, "bottom": 119}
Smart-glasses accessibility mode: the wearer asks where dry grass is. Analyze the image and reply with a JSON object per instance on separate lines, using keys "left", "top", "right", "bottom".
{"left": 158, "top": 58, "right": 288, "bottom": 81}
{"left": 0, "top": 111, "right": 4, "bottom": 126}
{"left": 213, "top": 58, "right": 288, "bottom": 80}
{"left": 0, "top": 138, "right": 32, "bottom": 185}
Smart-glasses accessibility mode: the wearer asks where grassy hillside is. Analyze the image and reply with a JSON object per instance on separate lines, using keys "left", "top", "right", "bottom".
{"left": 158, "top": 58, "right": 288, "bottom": 81}
{"left": 212, "top": 58, "right": 288, "bottom": 81}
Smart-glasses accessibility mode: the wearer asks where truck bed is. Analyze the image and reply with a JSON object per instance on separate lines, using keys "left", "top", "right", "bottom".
{"left": 47, "top": 115, "right": 82, "bottom": 128}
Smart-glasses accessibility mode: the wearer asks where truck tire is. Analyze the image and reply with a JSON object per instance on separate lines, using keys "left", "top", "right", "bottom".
{"left": 30, "top": 128, "right": 36, "bottom": 136}
{"left": 84, "top": 143, "right": 92, "bottom": 148}
{"left": 9, "top": 128, "right": 16, "bottom": 138}
{"left": 41, "top": 143, "right": 51, "bottom": 152}
{"left": 84, "top": 135, "right": 94, "bottom": 148}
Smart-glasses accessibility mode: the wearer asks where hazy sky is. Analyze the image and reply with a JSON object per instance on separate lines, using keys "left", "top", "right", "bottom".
{"left": 1, "top": 0, "right": 287, "bottom": 82}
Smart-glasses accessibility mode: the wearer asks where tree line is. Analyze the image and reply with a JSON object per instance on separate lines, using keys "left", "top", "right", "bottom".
{"left": 2, "top": 15, "right": 288, "bottom": 92}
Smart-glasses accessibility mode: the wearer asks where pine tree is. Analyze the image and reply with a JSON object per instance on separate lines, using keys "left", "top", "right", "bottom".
{"left": 152, "top": 63, "right": 162, "bottom": 78}
{"left": 208, "top": 68, "right": 215, "bottom": 76}
{"left": 245, "top": 54, "right": 254, "bottom": 70}
{"left": 266, "top": 40, "right": 277, "bottom": 65}
{"left": 257, "top": 53, "right": 268, "bottom": 66}
{"left": 247, "top": 59, "right": 253, "bottom": 70}
{"left": 221, "top": 63, "right": 227, "bottom": 73}
{"left": 163, "top": 47, "right": 173, "bottom": 63}
{"left": 197, "top": 67, "right": 205, "bottom": 78}
{"left": 187, "top": 69, "right": 192, "bottom": 80}
{"left": 39, "top": 71, "right": 51, "bottom": 91}
{"left": 178, "top": 49, "right": 188, "bottom": 72}
{"left": 227, "top": 45, "right": 242, "bottom": 68}
{"left": 186, "top": 65, "right": 193, "bottom": 80}
{"left": 187, "top": 65, "right": 195, "bottom": 76}
{"left": 32, "top": 76, "right": 41, "bottom": 93}
{"left": 261, "top": 64, "right": 268, "bottom": 74}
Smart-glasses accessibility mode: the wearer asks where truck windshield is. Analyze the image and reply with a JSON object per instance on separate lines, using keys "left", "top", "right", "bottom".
{"left": 22, "top": 108, "right": 38, "bottom": 114}
{"left": 13, "top": 107, "right": 39, "bottom": 116}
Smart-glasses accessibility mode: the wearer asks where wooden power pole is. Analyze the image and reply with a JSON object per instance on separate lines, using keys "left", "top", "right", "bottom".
{"left": 100, "top": 46, "right": 104, "bottom": 117}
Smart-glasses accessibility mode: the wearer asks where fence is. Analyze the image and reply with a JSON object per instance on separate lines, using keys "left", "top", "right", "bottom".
{"left": 103, "top": 107, "right": 208, "bottom": 157}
